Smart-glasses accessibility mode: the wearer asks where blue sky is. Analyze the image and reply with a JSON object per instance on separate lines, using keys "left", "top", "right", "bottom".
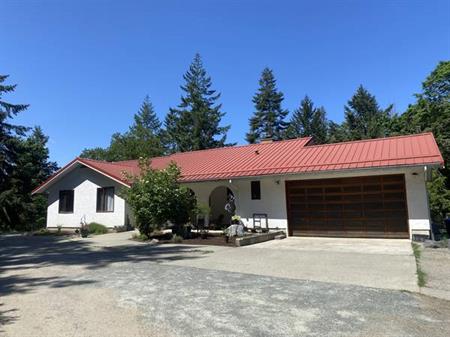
{"left": 1, "top": 0, "right": 449, "bottom": 166}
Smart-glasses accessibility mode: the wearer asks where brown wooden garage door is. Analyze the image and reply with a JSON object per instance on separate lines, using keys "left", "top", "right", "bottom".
{"left": 285, "top": 174, "right": 409, "bottom": 238}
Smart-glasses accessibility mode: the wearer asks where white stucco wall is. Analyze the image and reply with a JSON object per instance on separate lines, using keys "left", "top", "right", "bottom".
{"left": 185, "top": 165, "right": 432, "bottom": 238}
{"left": 45, "top": 163, "right": 432, "bottom": 238}
{"left": 46, "top": 166, "right": 129, "bottom": 229}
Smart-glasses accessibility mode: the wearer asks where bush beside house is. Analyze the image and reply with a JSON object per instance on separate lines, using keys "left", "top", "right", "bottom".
{"left": 122, "top": 160, "right": 196, "bottom": 237}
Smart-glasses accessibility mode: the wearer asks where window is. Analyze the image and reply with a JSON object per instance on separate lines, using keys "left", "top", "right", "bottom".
{"left": 59, "top": 190, "right": 74, "bottom": 213}
{"left": 251, "top": 181, "right": 261, "bottom": 200}
{"left": 97, "top": 187, "right": 114, "bottom": 212}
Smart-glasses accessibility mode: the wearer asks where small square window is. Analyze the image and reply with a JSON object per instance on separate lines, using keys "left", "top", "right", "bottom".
{"left": 59, "top": 190, "right": 74, "bottom": 213}
{"left": 97, "top": 187, "right": 114, "bottom": 212}
{"left": 251, "top": 181, "right": 261, "bottom": 200}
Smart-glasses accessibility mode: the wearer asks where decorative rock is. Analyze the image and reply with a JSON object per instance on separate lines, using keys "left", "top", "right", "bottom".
{"left": 149, "top": 238, "right": 159, "bottom": 245}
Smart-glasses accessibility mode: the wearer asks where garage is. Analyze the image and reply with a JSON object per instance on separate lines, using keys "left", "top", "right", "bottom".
{"left": 285, "top": 174, "right": 409, "bottom": 239}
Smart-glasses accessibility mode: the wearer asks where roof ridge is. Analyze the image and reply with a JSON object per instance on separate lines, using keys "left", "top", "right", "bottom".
{"left": 164, "top": 136, "right": 313, "bottom": 158}
{"left": 105, "top": 137, "right": 313, "bottom": 164}
{"left": 302, "top": 132, "right": 434, "bottom": 149}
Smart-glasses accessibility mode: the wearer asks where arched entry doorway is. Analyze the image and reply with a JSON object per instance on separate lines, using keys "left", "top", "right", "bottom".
{"left": 208, "top": 186, "right": 235, "bottom": 228}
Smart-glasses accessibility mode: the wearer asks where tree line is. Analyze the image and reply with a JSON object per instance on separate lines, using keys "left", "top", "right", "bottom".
{"left": 80, "top": 55, "right": 450, "bottom": 224}
{"left": 1, "top": 57, "right": 449, "bottom": 231}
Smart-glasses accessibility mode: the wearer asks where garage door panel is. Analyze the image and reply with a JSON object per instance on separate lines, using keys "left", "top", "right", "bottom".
{"left": 286, "top": 174, "right": 409, "bottom": 239}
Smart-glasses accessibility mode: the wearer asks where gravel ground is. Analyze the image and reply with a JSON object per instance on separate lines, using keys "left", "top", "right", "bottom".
{"left": 1, "top": 234, "right": 450, "bottom": 337}
{"left": 420, "top": 247, "right": 450, "bottom": 300}
{"left": 75, "top": 262, "right": 450, "bottom": 337}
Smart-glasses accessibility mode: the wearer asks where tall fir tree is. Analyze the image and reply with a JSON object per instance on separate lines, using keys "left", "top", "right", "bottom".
{"left": 81, "top": 96, "right": 165, "bottom": 160}
{"left": 286, "top": 96, "right": 329, "bottom": 144}
{"left": 15, "top": 127, "right": 58, "bottom": 229}
{"left": 0, "top": 75, "right": 29, "bottom": 189}
{"left": 1, "top": 125, "right": 58, "bottom": 230}
{"left": 246, "top": 68, "right": 288, "bottom": 143}
{"left": 327, "top": 121, "right": 349, "bottom": 143}
{"left": 164, "top": 53, "right": 230, "bottom": 152}
{"left": 343, "top": 85, "right": 393, "bottom": 140}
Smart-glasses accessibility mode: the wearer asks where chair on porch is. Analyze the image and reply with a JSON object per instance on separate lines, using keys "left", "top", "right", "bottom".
{"left": 253, "top": 213, "right": 268, "bottom": 232}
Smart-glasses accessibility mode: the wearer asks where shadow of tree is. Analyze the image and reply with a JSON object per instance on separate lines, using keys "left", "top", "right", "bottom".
{"left": 0, "top": 234, "right": 206, "bottom": 297}
{"left": 0, "top": 303, "right": 18, "bottom": 332}
{"left": 0, "top": 274, "right": 96, "bottom": 296}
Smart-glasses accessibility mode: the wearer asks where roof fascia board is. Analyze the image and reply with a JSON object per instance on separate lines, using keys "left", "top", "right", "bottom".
{"left": 32, "top": 159, "right": 130, "bottom": 194}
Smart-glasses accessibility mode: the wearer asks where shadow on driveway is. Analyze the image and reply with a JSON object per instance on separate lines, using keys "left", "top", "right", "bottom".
{"left": 0, "top": 234, "right": 206, "bottom": 297}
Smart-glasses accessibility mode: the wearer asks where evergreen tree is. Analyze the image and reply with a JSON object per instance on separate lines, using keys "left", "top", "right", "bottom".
{"left": 164, "top": 53, "right": 230, "bottom": 152}
{"left": 0, "top": 75, "right": 29, "bottom": 189}
{"left": 80, "top": 147, "right": 111, "bottom": 161}
{"left": 399, "top": 61, "right": 450, "bottom": 169}
{"left": 1, "top": 127, "right": 58, "bottom": 230}
{"left": 344, "top": 85, "right": 393, "bottom": 140}
{"left": 327, "top": 121, "right": 349, "bottom": 143}
{"left": 395, "top": 61, "right": 450, "bottom": 223}
{"left": 286, "top": 96, "right": 329, "bottom": 144}
{"left": 246, "top": 68, "right": 288, "bottom": 143}
{"left": 81, "top": 96, "right": 165, "bottom": 160}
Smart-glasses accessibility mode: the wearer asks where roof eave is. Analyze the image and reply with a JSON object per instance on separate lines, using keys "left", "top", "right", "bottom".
{"left": 32, "top": 157, "right": 131, "bottom": 194}
{"left": 180, "top": 161, "right": 444, "bottom": 183}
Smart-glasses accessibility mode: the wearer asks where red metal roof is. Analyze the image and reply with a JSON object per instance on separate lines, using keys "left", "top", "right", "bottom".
{"left": 33, "top": 133, "right": 444, "bottom": 193}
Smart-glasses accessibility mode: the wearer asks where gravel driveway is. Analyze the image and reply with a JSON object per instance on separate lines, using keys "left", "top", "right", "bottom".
{"left": 1, "top": 233, "right": 449, "bottom": 337}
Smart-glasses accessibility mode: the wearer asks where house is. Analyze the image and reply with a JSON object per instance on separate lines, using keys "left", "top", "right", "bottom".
{"left": 32, "top": 133, "right": 444, "bottom": 239}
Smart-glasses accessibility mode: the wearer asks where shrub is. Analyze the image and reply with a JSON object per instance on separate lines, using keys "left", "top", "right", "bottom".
{"left": 172, "top": 234, "right": 183, "bottom": 243}
{"left": 122, "top": 160, "right": 196, "bottom": 237}
{"left": 131, "top": 232, "right": 148, "bottom": 241}
{"left": 88, "top": 222, "right": 108, "bottom": 235}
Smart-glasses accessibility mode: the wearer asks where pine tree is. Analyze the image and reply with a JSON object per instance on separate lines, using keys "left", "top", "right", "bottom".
{"left": 286, "top": 96, "right": 329, "bottom": 144}
{"left": 81, "top": 96, "right": 165, "bottom": 160}
{"left": 246, "top": 68, "right": 288, "bottom": 143}
{"left": 344, "top": 85, "right": 393, "bottom": 140}
{"left": 327, "top": 121, "right": 349, "bottom": 143}
{"left": 110, "top": 96, "right": 165, "bottom": 160}
{"left": 0, "top": 75, "right": 29, "bottom": 188}
{"left": 1, "top": 127, "right": 58, "bottom": 230}
{"left": 80, "top": 147, "right": 111, "bottom": 161}
{"left": 164, "top": 53, "right": 230, "bottom": 152}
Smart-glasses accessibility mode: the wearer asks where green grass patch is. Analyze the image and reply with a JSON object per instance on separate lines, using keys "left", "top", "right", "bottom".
{"left": 88, "top": 222, "right": 108, "bottom": 235}
{"left": 412, "top": 243, "right": 427, "bottom": 287}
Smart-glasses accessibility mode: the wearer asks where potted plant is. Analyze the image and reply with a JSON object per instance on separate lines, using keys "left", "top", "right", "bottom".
{"left": 80, "top": 222, "right": 89, "bottom": 238}
{"left": 231, "top": 215, "right": 241, "bottom": 225}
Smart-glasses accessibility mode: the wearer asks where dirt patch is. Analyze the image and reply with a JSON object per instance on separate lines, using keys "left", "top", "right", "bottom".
{"left": 1, "top": 286, "right": 158, "bottom": 337}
